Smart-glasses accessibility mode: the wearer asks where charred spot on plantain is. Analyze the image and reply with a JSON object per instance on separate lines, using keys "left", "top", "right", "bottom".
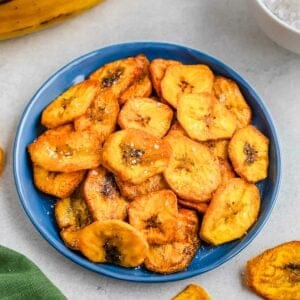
{"left": 121, "top": 144, "right": 144, "bottom": 166}
{"left": 284, "top": 263, "right": 300, "bottom": 282}
{"left": 0, "top": 0, "right": 13, "bottom": 4}
{"left": 243, "top": 143, "right": 257, "bottom": 164}
{"left": 102, "top": 69, "right": 123, "bottom": 88}
{"left": 101, "top": 173, "right": 118, "bottom": 197}
{"left": 134, "top": 113, "right": 151, "bottom": 127}
{"left": 179, "top": 79, "right": 193, "bottom": 93}
{"left": 104, "top": 240, "right": 121, "bottom": 264}
{"left": 145, "top": 215, "right": 161, "bottom": 229}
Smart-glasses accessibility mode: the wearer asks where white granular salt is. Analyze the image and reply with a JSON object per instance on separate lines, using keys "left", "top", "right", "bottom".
{"left": 262, "top": 0, "right": 300, "bottom": 31}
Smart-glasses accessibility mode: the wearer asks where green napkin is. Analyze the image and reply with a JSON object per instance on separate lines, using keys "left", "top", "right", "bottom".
{"left": 0, "top": 245, "right": 66, "bottom": 300}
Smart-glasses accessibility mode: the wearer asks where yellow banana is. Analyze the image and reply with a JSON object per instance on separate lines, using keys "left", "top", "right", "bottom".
{"left": 0, "top": 0, "right": 103, "bottom": 40}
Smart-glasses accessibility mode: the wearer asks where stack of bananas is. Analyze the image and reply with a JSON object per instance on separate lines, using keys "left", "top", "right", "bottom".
{"left": 0, "top": 0, "right": 103, "bottom": 40}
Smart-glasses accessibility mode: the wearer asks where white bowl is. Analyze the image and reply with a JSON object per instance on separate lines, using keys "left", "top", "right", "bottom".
{"left": 249, "top": 0, "right": 300, "bottom": 54}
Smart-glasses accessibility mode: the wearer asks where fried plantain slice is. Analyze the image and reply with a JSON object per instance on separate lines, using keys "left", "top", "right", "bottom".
{"left": 172, "top": 284, "right": 211, "bottom": 300}
{"left": 178, "top": 199, "right": 208, "bottom": 214}
{"left": 74, "top": 89, "right": 119, "bottom": 141}
{"left": 102, "top": 129, "right": 171, "bottom": 184}
{"left": 33, "top": 164, "right": 85, "bottom": 198}
{"left": 164, "top": 134, "right": 221, "bottom": 202}
{"left": 28, "top": 124, "right": 102, "bottom": 172}
{"left": 218, "top": 158, "right": 236, "bottom": 185}
{"left": 161, "top": 64, "right": 214, "bottom": 108}
{"left": 144, "top": 209, "right": 200, "bottom": 274}
{"left": 78, "top": 220, "right": 149, "bottom": 267}
{"left": 41, "top": 80, "right": 99, "bottom": 129}
{"left": 149, "top": 58, "right": 181, "bottom": 98}
{"left": 128, "top": 190, "right": 178, "bottom": 244}
{"left": 203, "top": 139, "right": 229, "bottom": 160}
{"left": 246, "top": 241, "right": 300, "bottom": 300}
{"left": 83, "top": 167, "right": 127, "bottom": 221}
{"left": 115, "top": 173, "right": 168, "bottom": 200}
{"left": 55, "top": 188, "right": 92, "bottom": 249}
{"left": 119, "top": 54, "right": 152, "bottom": 104}
{"left": 118, "top": 97, "right": 173, "bottom": 138}
{"left": 214, "top": 76, "right": 252, "bottom": 129}
{"left": 177, "top": 93, "right": 237, "bottom": 142}
{"left": 89, "top": 56, "right": 143, "bottom": 98}
{"left": 228, "top": 125, "right": 269, "bottom": 183}
{"left": 200, "top": 178, "right": 260, "bottom": 245}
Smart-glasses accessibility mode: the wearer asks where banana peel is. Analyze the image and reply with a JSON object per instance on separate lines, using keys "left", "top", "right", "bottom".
{"left": 0, "top": 0, "right": 103, "bottom": 40}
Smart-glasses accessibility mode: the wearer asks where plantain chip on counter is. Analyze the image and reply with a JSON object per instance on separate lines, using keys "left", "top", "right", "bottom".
{"left": 172, "top": 284, "right": 211, "bottom": 300}
{"left": 246, "top": 241, "right": 300, "bottom": 300}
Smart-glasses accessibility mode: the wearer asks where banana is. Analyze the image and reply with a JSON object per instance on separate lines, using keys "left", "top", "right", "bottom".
{"left": 0, "top": 0, "right": 103, "bottom": 40}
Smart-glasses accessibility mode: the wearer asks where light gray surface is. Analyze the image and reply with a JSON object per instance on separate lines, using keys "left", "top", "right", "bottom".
{"left": 0, "top": 0, "right": 299, "bottom": 299}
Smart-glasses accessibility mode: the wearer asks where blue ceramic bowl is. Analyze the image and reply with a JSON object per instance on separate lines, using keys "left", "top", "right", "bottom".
{"left": 13, "top": 42, "right": 281, "bottom": 282}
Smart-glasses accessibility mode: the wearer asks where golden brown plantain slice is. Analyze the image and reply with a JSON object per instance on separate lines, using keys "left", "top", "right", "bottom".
{"left": 144, "top": 209, "right": 200, "bottom": 274}
{"left": 55, "top": 188, "right": 92, "bottom": 249}
{"left": 200, "top": 178, "right": 260, "bottom": 245}
{"left": 128, "top": 190, "right": 178, "bottom": 244}
{"left": 172, "top": 284, "right": 211, "bottom": 300}
{"left": 246, "top": 241, "right": 300, "bottom": 300}
{"left": 218, "top": 158, "right": 236, "bottom": 185}
{"left": 118, "top": 97, "right": 173, "bottom": 138}
{"left": 0, "top": 147, "right": 5, "bottom": 176}
{"left": 83, "top": 167, "right": 127, "bottom": 221}
{"left": 115, "top": 173, "right": 168, "bottom": 200}
{"left": 74, "top": 89, "right": 119, "bottom": 141}
{"left": 78, "top": 220, "right": 149, "bottom": 267}
{"left": 28, "top": 124, "right": 102, "bottom": 172}
{"left": 228, "top": 125, "right": 269, "bottom": 183}
{"left": 178, "top": 199, "right": 208, "bottom": 214}
{"left": 33, "top": 164, "right": 85, "bottom": 198}
{"left": 102, "top": 129, "right": 171, "bottom": 184}
{"left": 149, "top": 58, "right": 181, "bottom": 98}
{"left": 161, "top": 64, "right": 214, "bottom": 108}
{"left": 89, "top": 56, "right": 143, "bottom": 98}
{"left": 203, "top": 139, "right": 229, "bottom": 160}
{"left": 41, "top": 80, "right": 99, "bottom": 129}
{"left": 177, "top": 93, "right": 237, "bottom": 141}
{"left": 214, "top": 76, "right": 252, "bottom": 129}
{"left": 119, "top": 54, "right": 152, "bottom": 104}
{"left": 164, "top": 134, "right": 221, "bottom": 202}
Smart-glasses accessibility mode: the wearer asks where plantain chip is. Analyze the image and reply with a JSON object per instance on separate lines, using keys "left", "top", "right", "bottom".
{"left": 214, "top": 76, "right": 252, "bottom": 129}
{"left": 144, "top": 208, "right": 200, "bottom": 274}
{"left": 102, "top": 129, "right": 171, "bottom": 184}
{"left": 200, "top": 178, "right": 260, "bottom": 245}
{"left": 41, "top": 80, "right": 99, "bottom": 129}
{"left": 28, "top": 124, "right": 102, "bottom": 172}
{"left": 161, "top": 64, "right": 214, "bottom": 108}
{"left": 172, "top": 284, "right": 211, "bottom": 300}
{"left": 246, "top": 241, "right": 300, "bottom": 300}
{"left": 89, "top": 56, "right": 143, "bottom": 98}
{"left": 55, "top": 188, "right": 92, "bottom": 249}
{"left": 218, "top": 158, "right": 236, "bottom": 186}
{"left": 118, "top": 97, "right": 173, "bottom": 138}
{"left": 149, "top": 58, "right": 181, "bottom": 98}
{"left": 115, "top": 173, "right": 168, "bottom": 200}
{"left": 74, "top": 89, "right": 119, "bottom": 141}
{"left": 229, "top": 125, "right": 269, "bottom": 182}
{"left": 119, "top": 54, "right": 152, "bottom": 104}
{"left": 177, "top": 93, "right": 237, "bottom": 142}
{"left": 203, "top": 139, "right": 229, "bottom": 160}
{"left": 83, "top": 167, "right": 127, "bottom": 221}
{"left": 128, "top": 189, "right": 178, "bottom": 244}
{"left": 78, "top": 220, "right": 149, "bottom": 267}
{"left": 164, "top": 133, "right": 221, "bottom": 202}
{"left": 33, "top": 164, "right": 85, "bottom": 198}
{"left": 178, "top": 199, "right": 208, "bottom": 214}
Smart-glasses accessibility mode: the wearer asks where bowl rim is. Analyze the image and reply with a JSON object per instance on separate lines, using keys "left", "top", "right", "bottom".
{"left": 13, "top": 41, "right": 282, "bottom": 283}
{"left": 253, "top": 0, "right": 300, "bottom": 34}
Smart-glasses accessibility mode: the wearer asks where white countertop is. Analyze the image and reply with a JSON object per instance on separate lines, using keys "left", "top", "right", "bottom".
{"left": 0, "top": 0, "right": 299, "bottom": 299}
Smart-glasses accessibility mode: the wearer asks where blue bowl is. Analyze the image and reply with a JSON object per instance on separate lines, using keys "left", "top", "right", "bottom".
{"left": 13, "top": 42, "right": 281, "bottom": 282}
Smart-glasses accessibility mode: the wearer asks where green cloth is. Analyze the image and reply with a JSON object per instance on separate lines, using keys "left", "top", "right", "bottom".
{"left": 0, "top": 245, "right": 66, "bottom": 300}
